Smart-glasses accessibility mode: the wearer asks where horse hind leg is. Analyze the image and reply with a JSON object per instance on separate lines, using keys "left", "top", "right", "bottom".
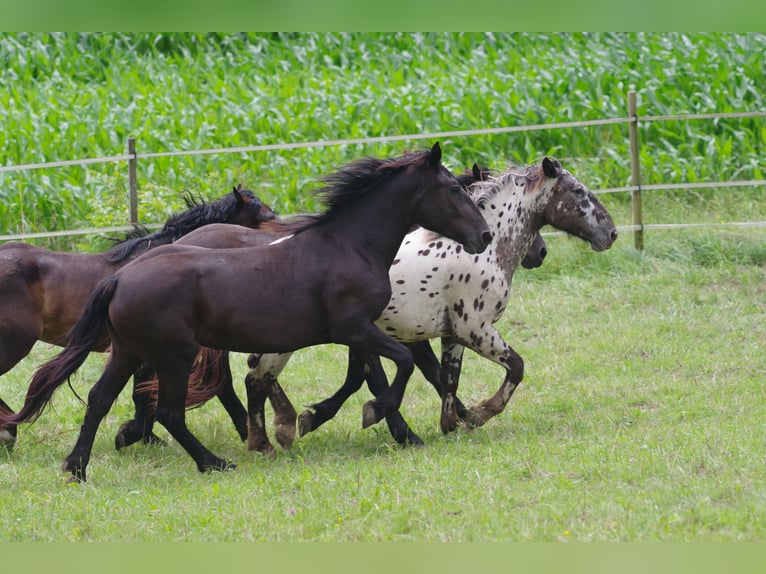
{"left": 212, "top": 353, "right": 248, "bottom": 442}
{"left": 0, "top": 398, "right": 18, "bottom": 449}
{"left": 0, "top": 328, "right": 39, "bottom": 449}
{"left": 246, "top": 353, "right": 297, "bottom": 449}
{"left": 267, "top": 379, "right": 297, "bottom": 450}
{"left": 64, "top": 350, "right": 142, "bottom": 483}
{"left": 154, "top": 359, "right": 234, "bottom": 473}
{"left": 115, "top": 363, "right": 167, "bottom": 450}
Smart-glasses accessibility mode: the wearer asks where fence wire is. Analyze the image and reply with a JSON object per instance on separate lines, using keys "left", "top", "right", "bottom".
{"left": 1, "top": 108, "right": 765, "bottom": 242}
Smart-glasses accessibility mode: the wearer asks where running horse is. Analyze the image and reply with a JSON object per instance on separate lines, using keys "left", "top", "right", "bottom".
{"left": 1, "top": 143, "right": 492, "bottom": 481}
{"left": 0, "top": 185, "right": 276, "bottom": 449}
{"left": 195, "top": 157, "right": 617, "bottom": 451}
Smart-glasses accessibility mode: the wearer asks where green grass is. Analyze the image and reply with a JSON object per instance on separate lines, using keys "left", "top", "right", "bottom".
{"left": 2, "top": 229, "right": 764, "bottom": 541}
{"left": 1, "top": 30, "right": 765, "bottom": 543}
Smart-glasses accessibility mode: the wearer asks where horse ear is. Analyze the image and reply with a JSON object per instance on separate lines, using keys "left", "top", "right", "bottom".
{"left": 233, "top": 185, "right": 244, "bottom": 205}
{"left": 472, "top": 163, "right": 481, "bottom": 180}
{"left": 429, "top": 142, "right": 442, "bottom": 167}
{"left": 542, "top": 157, "right": 562, "bottom": 178}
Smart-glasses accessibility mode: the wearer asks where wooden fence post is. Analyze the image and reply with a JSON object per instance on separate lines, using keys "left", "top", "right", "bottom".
{"left": 128, "top": 137, "right": 138, "bottom": 225}
{"left": 628, "top": 91, "right": 643, "bottom": 250}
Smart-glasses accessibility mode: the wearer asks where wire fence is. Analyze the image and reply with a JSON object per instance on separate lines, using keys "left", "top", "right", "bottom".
{"left": 1, "top": 92, "right": 765, "bottom": 247}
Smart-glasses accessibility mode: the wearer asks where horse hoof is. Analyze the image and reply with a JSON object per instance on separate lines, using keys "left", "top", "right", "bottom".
{"left": 362, "top": 401, "right": 384, "bottom": 429}
{"left": 0, "top": 426, "right": 17, "bottom": 451}
{"left": 247, "top": 435, "right": 276, "bottom": 457}
{"left": 396, "top": 431, "right": 426, "bottom": 448}
{"left": 142, "top": 433, "right": 167, "bottom": 447}
{"left": 298, "top": 410, "right": 316, "bottom": 437}
{"left": 63, "top": 461, "right": 86, "bottom": 483}
{"left": 440, "top": 413, "right": 461, "bottom": 434}
{"left": 275, "top": 424, "right": 295, "bottom": 450}
{"left": 404, "top": 431, "right": 425, "bottom": 447}
{"left": 202, "top": 459, "right": 237, "bottom": 473}
{"left": 114, "top": 422, "right": 142, "bottom": 450}
{"left": 465, "top": 406, "right": 490, "bottom": 428}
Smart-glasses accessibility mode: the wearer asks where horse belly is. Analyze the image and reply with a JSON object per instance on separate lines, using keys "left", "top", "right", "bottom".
{"left": 194, "top": 285, "right": 328, "bottom": 354}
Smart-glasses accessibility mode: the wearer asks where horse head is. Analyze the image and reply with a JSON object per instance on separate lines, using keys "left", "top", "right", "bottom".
{"left": 539, "top": 157, "right": 617, "bottom": 252}
{"left": 413, "top": 143, "right": 492, "bottom": 255}
{"left": 229, "top": 184, "right": 278, "bottom": 228}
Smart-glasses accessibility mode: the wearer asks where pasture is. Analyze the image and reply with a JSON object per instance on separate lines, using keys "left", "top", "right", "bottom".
{"left": 0, "top": 33, "right": 765, "bottom": 542}
{"left": 1, "top": 229, "right": 764, "bottom": 541}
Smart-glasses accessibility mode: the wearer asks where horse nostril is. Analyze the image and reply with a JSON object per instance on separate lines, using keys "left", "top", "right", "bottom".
{"left": 611, "top": 229, "right": 619, "bottom": 242}
{"left": 539, "top": 247, "right": 547, "bottom": 260}
{"left": 481, "top": 231, "right": 493, "bottom": 245}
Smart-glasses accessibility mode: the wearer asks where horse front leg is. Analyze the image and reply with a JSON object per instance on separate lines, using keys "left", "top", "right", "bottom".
{"left": 462, "top": 328, "right": 524, "bottom": 429}
{"left": 66, "top": 352, "right": 142, "bottom": 482}
{"left": 298, "top": 348, "right": 366, "bottom": 437}
{"left": 355, "top": 330, "right": 414, "bottom": 429}
{"left": 359, "top": 351, "right": 423, "bottom": 446}
{"left": 243, "top": 352, "right": 293, "bottom": 455}
{"left": 439, "top": 339, "right": 466, "bottom": 434}
{"left": 409, "top": 340, "right": 470, "bottom": 422}
{"left": 250, "top": 350, "right": 298, "bottom": 450}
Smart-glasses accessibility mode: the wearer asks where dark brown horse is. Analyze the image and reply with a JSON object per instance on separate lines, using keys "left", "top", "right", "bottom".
{"left": 2, "top": 143, "right": 492, "bottom": 481}
{"left": 0, "top": 185, "right": 276, "bottom": 449}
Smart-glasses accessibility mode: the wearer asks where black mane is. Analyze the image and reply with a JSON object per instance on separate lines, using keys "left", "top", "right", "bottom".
{"left": 105, "top": 190, "right": 249, "bottom": 263}
{"left": 315, "top": 149, "right": 432, "bottom": 218}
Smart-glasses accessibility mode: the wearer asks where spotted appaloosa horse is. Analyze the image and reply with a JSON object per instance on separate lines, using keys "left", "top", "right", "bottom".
{"left": 234, "top": 156, "right": 617, "bottom": 450}
{"left": 2, "top": 143, "right": 492, "bottom": 481}
{"left": 0, "top": 186, "right": 276, "bottom": 450}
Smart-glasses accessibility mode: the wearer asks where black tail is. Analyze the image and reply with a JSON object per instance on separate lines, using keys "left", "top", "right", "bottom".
{"left": 0, "top": 275, "right": 119, "bottom": 426}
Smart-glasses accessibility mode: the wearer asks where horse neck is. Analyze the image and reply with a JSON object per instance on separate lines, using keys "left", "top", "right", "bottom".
{"left": 321, "top": 178, "right": 421, "bottom": 268}
{"left": 480, "top": 179, "right": 551, "bottom": 283}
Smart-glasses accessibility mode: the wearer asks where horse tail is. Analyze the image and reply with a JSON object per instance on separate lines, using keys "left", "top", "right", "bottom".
{"left": 135, "top": 347, "right": 228, "bottom": 411}
{"left": 0, "top": 276, "right": 118, "bottom": 426}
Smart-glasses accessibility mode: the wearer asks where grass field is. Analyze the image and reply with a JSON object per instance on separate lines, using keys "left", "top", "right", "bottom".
{"left": 0, "top": 32, "right": 765, "bottom": 542}
{"left": 1, "top": 229, "right": 764, "bottom": 541}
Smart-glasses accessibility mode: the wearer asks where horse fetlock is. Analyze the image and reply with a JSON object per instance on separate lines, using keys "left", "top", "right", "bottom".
{"left": 298, "top": 410, "right": 316, "bottom": 437}
{"left": 463, "top": 407, "right": 489, "bottom": 428}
